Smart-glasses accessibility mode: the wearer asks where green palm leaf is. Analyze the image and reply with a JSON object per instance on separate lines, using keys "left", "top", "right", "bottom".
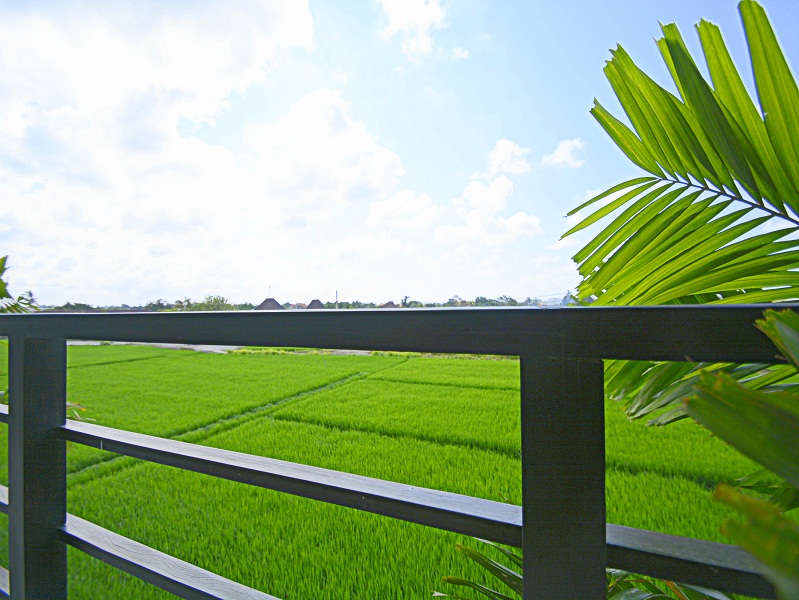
{"left": 437, "top": 541, "right": 733, "bottom": 599}
{"left": 564, "top": 0, "right": 799, "bottom": 420}
{"left": 0, "top": 255, "right": 34, "bottom": 314}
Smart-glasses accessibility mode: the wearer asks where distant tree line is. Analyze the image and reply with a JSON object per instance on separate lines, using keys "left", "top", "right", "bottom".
{"left": 153, "top": 296, "right": 256, "bottom": 311}
{"left": 42, "top": 296, "right": 255, "bottom": 313}
{"left": 40, "top": 293, "right": 573, "bottom": 312}
{"left": 323, "top": 294, "right": 573, "bottom": 309}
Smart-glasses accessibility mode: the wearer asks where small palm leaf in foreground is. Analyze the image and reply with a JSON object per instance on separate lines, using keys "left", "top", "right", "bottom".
{"left": 434, "top": 540, "right": 521, "bottom": 600}
{"left": 433, "top": 539, "right": 730, "bottom": 599}
{"left": 684, "top": 309, "right": 799, "bottom": 599}
{"left": 562, "top": 0, "right": 799, "bottom": 422}
{"left": 0, "top": 255, "right": 35, "bottom": 314}
{"left": 0, "top": 259, "right": 87, "bottom": 421}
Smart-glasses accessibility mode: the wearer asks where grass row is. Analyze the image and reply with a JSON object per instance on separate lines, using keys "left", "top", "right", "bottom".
{"left": 367, "top": 356, "right": 520, "bottom": 390}
{"left": 272, "top": 379, "right": 521, "bottom": 455}
{"left": 273, "top": 358, "right": 759, "bottom": 487}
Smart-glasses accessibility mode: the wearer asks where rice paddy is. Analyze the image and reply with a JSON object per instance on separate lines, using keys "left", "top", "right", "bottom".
{"left": 0, "top": 344, "right": 763, "bottom": 598}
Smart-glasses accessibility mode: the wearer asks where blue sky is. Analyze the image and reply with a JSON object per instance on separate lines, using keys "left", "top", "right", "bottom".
{"left": 1, "top": 0, "right": 798, "bottom": 306}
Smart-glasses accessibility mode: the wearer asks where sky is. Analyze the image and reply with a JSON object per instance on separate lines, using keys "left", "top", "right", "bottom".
{"left": 1, "top": 0, "right": 798, "bottom": 306}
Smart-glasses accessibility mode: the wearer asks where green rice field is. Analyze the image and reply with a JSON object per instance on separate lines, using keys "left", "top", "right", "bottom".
{"left": 0, "top": 344, "right": 763, "bottom": 598}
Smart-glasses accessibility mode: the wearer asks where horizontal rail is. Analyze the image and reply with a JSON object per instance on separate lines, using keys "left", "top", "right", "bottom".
{"left": 62, "top": 514, "right": 276, "bottom": 600}
{"left": 0, "top": 305, "right": 788, "bottom": 362}
{"left": 58, "top": 420, "right": 522, "bottom": 545}
{"left": 54, "top": 422, "right": 775, "bottom": 598}
{"left": 0, "top": 484, "right": 273, "bottom": 599}
{"left": 607, "top": 525, "right": 775, "bottom": 599}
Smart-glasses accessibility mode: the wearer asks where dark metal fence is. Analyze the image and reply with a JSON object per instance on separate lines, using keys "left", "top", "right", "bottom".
{"left": 0, "top": 306, "right": 783, "bottom": 599}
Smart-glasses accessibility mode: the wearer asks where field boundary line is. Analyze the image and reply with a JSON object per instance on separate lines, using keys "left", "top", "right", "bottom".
{"left": 269, "top": 413, "right": 522, "bottom": 459}
{"left": 365, "top": 374, "right": 518, "bottom": 392}
{"left": 67, "top": 355, "right": 174, "bottom": 370}
{"left": 67, "top": 371, "right": 370, "bottom": 486}
{"left": 175, "top": 372, "right": 370, "bottom": 441}
{"left": 605, "top": 459, "right": 735, "bottom": 492}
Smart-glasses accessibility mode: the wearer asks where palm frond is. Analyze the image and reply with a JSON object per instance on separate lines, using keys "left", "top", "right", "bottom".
{"left": 563, "top": 1, "right": 799, "bottom": 420}
{"left": 0, "top": 255, "right": 35, "bottom": 314}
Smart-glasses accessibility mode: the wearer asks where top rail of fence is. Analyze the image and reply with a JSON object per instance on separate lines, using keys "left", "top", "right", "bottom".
{"left": 0, "top": 304, "right": 787, "bottom": 363}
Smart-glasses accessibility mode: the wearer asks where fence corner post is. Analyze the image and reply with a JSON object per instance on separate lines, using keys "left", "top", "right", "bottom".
{"left": 8, "top": 337, "right": 68, "bottom": 599}
{"left": 520, "top": 355, "right": 605, "bottom": 599}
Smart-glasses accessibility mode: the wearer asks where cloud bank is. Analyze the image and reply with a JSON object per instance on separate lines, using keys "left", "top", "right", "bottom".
{"left": 542, "top": 138, "right": 586, "bottom": 169}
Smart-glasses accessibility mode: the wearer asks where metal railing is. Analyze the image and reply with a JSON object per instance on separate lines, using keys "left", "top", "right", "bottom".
{"left": 0, "top": 306, "right": 783, "bottom": 599}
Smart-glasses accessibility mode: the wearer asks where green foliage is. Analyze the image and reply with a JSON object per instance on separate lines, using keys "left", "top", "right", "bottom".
{"left": 144, "top": 299, "right": 172, "bottom": 311}
{"left": 159, "top": 296, "right": 255, "bottom": 311}
{"left": 436, "top": 541, "right": 521, "bottom": 599}
{"left": 186, "top": 295, "right": 235, "bottom": 311}
{"left": 688, "top": 371, "right": 799, "bottom": 489}
{"left": 44, "top": 301, "right": 96, "bottom": 312}
{"left": 229, "top": 346, "right": 331, "bottom": 355}
{"left": 434, "top": 539, "right": 731, "bottom": 600}
{"left": 0, "top": 256, "right": 35, "bottom": 314}
{"left": 0, "top": 255, "right": 35, "bottom": 408}
{"left": 562, "top": 0, "right": 799, "bottom": 424}
{"left": 323, "top": 299, "right": 378, "bottom": 309}
{"left": 321, "top": 296, "right": 541, "bottom": 309}
{"left": 683, "top": 309, "right": 799, "bottom": 598}
{"left": 714, "top": 485, "right": 799, "bottom": 600}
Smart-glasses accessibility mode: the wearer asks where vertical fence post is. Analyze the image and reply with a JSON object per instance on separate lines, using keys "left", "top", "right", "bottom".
{"left": 8, "top": 337, "right": 68, "bottom": 599}
{"left": 520, "top": 356, "right": 605, "bottom": 599}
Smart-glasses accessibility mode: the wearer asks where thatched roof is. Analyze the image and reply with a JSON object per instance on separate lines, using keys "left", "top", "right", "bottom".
{"left": 307, "top": 299, "right": 324, "bottom": 309}
{"left": 254, "top": 297, "right": 285, "bottom": 311}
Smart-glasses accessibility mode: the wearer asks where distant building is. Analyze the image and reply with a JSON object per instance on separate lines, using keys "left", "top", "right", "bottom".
{"left": 379, "top": 301, "right": 398, "bottom": 309}
{"left": 307, "top": 299, "right": 324, "bottom": 309}
{"left": 254, "top": 297, "right": 285, "bottom": 310}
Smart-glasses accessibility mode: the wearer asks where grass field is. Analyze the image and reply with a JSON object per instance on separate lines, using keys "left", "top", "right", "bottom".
{"left": 0, "top": 344, "right": 763, "bottom": 598}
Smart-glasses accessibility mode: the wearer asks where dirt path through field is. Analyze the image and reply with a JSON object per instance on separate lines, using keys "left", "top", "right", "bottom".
{"left": 67, "top": 340, "right": 373, "bottom": 355}
{"left": 67, "top": 340, "right": 241, "bottom": 353}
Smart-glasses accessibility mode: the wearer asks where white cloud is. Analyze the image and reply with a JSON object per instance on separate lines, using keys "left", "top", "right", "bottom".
{"left": 324, "top": 231, "right": 417, "bottom": 266}
{"left": 0, "top": 2, "right": 313, "bottom": 128}
{"left": 542, "top": 138, "right": 586, "bottom": 169}
{"left": 485, "top": 138, "right": 532, "bottom": 177}
{"left": 376, "top": 0, "right": 448, "bottom": 61}
{"left": 0, "top": 1, "right": 315, "bottom": 205}
{"left": 330, "top": 69, "right": 349, "bottom": 85}
{"left": 545, "top": 236, "right": 582, "bottom": 251}
{"left": 451, "top": 47, "right": 470, "bottom": 60}
{"left": 2, "top": 80, "right": 408, "bottom": 304}
{"left": 246, "top": 88, "right": 404, "bottom": 225}
{"left": 0, "top": 1, "right": 577, "bottom": 307}
{"left": 368, "top": 190, "right": 441, "bottom": 231}
{"left": 436, "top": 176, "right": 541, "bottom": 246}
{"left": 0, "top": 3, "right": 426, "bottom": 305}
{"left": 460, "top": 177, "right": 513, "bottom": 214}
